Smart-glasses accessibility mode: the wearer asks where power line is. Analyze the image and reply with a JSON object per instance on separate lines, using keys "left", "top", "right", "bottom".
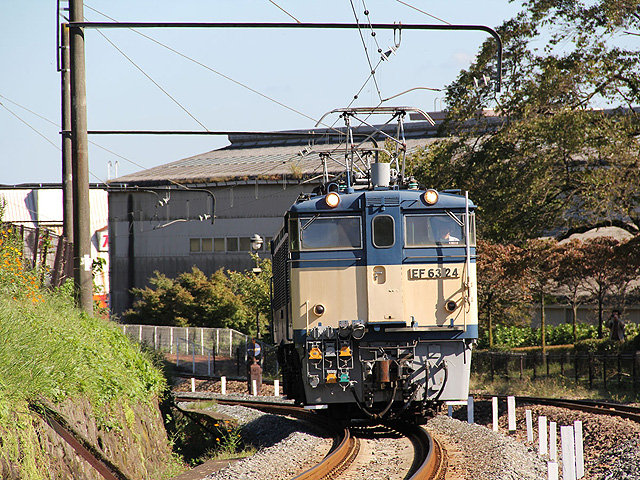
{"left": 349, "top": 0, "right": 383, "bottom": 103}
{"left": 84, "top": 5, "right": 335, "bottom": 130}
{"left": 93, "top": 28, "right": 210, "bottom": 131}
{"left": 396, "top": 0, "right": 451, "bottom": 25}
{"left": 267, "top": 0, "right": 301, "bottom": 23}
{"left": 0, "top": 102, "right": 61, "bottom": 152}
{"left": 1, "top": 95, "right": 110, "bottom": 186}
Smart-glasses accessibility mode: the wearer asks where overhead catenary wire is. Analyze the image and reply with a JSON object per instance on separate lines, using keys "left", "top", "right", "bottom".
{"left": 81, "top": 6, "right": 359, "bottom": 184}
{"left": 83, "top": 5, "right": 342, "bottom": 133}
{"left": 267, "top": 0, "right": 301, "bottom": 23}
{"left": 396, "top": 0, "right": 451, "bottom": 25}
{"left": 0, "top": 102, "right": 61, "bottom": 152}
{"left": 0, "top": 93, "right": 334, "bottom": 209}
{"left": 92, "top": 28, "right": 210, "bottom": 131}
{"left": 349, "top": 0, "right": 383, "bottom": 103}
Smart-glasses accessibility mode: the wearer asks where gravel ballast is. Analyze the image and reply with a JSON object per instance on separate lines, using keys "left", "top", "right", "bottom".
{"left": 177, "top": 381, "right": 640, "bottom": 480}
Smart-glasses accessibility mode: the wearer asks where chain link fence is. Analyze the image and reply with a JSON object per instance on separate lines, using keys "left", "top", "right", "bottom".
{"left": 119, "top": 324, "right": 278, "bottom": 379}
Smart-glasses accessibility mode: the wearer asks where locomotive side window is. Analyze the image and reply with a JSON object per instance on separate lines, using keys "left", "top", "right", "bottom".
{"left": 372, "top": 215, "right": 395, "bottom": 248}
{"left": 296, "top": 216, "right": 362, "bottom": 250}
{"left": 405, "top": 213, "right": 475, "bottom": 247}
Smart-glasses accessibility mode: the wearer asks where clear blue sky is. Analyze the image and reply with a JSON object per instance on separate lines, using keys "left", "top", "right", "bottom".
{"left": 0, "top": 1, "right": 523, "bottom": 185}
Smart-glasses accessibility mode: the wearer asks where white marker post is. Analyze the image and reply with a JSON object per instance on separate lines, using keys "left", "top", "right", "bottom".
{"left": 526, "top": 409, "right": 533, "bottom": 442}
{"left": 492, "top": 397, "right": 499, "bottom": 432}
{"left": 274, "top": 379, "right": 280, "bottom": 397}
{"left": 547, "top": 461, "right": 559, "bottom": 480}
{"left": 574, "top": 420, "right": 584, "bottom": 479}
{"left": 252, "top": 379, "right": 258, "bottom": 396}
{"left": 191, "top": 377, "right": 196, "bottom": 393}
{"left": 221, "top": 376, "right": 227, "bottom": 395}
{"left": 539, "top": 416, "right": 548, "bottom": 455}
{"left": 507, "top": 396, "right": 517, "bottom": 432}
{"left": 549, "top": 421, "right": 557, "bottom": 461}
{"left": 561, "top": 425, "right": 576, "bottom": 480}
{"left": 467, "top": 396, "right": 474, "bottom": 424}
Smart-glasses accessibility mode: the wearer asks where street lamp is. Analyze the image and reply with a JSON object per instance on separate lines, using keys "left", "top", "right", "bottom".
{"left": 250, "top": 234, "right": 263, "bottom": 338}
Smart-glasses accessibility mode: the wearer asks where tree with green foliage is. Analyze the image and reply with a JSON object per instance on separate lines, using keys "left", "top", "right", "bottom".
{"left": 477, "top": 240, "right": 531, "bottom": 348}
{"left": 124, "top": 258, "right": 273, "bottom": 337}
{"left": 580, "top": 236, "right": 639, "bottom": 338}
{"left": 409, "top": 0, "right": 640, "bottom": 242}
{"left": 227, "top": 254, "right": 272, "bottom": 340}
{"left": 555, "top": 239, "right": 590, "bottom": 343}
{"left": 520, "top": 239, "right": 562, "bottom": 355}
{"left": 125, "top": 267, "right": 250, "bottom": 330}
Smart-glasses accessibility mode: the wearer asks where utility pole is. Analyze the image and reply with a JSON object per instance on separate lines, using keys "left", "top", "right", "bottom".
{"left": 69, "top": 0, "right": 93, "bottom": 314}
{"left": 60, "top": 23, "right": 73, "bottom": 244}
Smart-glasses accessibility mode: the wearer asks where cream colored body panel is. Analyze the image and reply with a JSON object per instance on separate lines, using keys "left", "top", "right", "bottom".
{"left": 366, "top": 264, "right": 404, "bottom": 322}
{"left": 291, "top": 262, "right": 477, "bottom": 331}
{"left": 403, "top": 262, "right": 477, "bottom": 328}
{"left": 291, "top": 266, "right": 368, "bottom": 331}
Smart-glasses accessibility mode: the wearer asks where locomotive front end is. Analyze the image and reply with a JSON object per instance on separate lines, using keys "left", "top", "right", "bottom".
{"left": 273, "top": 186, "right": 477, "bottom": 421}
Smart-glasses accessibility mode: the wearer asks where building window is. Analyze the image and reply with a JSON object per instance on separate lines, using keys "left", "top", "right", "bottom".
{"left": 226, "top": 237, "right": 239, "bottom": 252}
{"left": 214, "top": 238, "right": 225, "bottom": 252}
{"left": 201, "top": 238, "right": 213, "bottom": 252}
{"left": 190, "top": 238, "right": 201, "bottom": 252}
{"left": 239, "top": 237, "right": 251, "bottom": 252}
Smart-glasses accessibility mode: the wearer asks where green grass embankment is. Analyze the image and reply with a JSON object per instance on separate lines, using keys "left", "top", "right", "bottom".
{"left": 0, "top": 292, "right": 181, "bottom": 479}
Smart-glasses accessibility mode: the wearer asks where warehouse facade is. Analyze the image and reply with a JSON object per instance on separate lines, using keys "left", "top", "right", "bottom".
{"left": 107, "top": 120, "right": 442, "bottom": 317}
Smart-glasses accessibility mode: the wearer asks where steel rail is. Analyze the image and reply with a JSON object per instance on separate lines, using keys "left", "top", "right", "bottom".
{"left": 174, "top": 396, "right": 357, "bottom": 479}
{"left": 203, "top": 398, "right": 360, "bottom": 479}
{"left": 292, "top": 428, "right": 358, "bottom": 480}
{"left": 475, "top": 394, "right": 640, "bottom": 423}
{"left": 395, "top": 423, "right": 446, "bottom": 480}
{"left": 176, "top": 396, "right": 447, "bottom": 479}
{"left": 28, "top": 401, "right": 132, "bottom": 480}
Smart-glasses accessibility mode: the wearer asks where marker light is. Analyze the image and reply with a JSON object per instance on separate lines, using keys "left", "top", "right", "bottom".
{"left": 325, "top": 192, "right": 341, "bottom": 208}
{"left": 423, "top": 189, "right": 439, "bottom": 205}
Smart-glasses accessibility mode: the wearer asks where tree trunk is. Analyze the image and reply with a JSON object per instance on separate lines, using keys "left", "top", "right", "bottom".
{"left": 572, "top": 303, "right": 578, "bottom": 344}
{"left": 488, "top": 294, "right": 494, "bottom": 350}
{"left": 541, "top": 292, "right": 547, "bottom": 371}
{"left": 598, "top": 292, "right": 604, "bottom": 338}
{"left": 541, "top": 292, "right": 546, "bottom": 353}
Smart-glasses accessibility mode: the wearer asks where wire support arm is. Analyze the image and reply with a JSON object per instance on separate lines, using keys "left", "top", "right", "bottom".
{"left": 70, "top": 22, "right": 502, "bottom": 91}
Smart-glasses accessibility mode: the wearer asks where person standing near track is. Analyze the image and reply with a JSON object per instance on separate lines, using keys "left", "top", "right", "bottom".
{"left": 607, "top": 309, "right": 626, "bottom": 342}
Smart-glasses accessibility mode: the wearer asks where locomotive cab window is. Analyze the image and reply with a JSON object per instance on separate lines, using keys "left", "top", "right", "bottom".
{"left": 292, "top": 215, "right": 362, "bottom": 251}
{"left": 372, "top": 215, "right": 395, "bottom": 248}
{"left": 405, "top": 212, "right": 475, "bottom": 247}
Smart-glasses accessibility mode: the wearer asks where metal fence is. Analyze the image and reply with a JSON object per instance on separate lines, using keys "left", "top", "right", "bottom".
{"left": 119, "top": 324, "right": 279, "bottom": 379}
{"left": 472, "top": 351, "right": 640, "bottom": 392}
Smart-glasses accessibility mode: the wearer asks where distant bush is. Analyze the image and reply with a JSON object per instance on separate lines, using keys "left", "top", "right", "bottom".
{"left": 125, "top": 255, "right": 273, "bottom": 337}
{"left": 479, "top": 323, "right": 599, "bottom": 350}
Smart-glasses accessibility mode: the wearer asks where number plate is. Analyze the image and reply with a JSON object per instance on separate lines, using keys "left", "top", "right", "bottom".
{"left": 408, "top": 267, "right": 459, "bottom": 280}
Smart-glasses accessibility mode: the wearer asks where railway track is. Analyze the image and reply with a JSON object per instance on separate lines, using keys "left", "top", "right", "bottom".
{"left": 175, "top": 395, "right": 446, "bottom": 480}
{"left": 474, "top": 394, "right": 640, "bottom": 422}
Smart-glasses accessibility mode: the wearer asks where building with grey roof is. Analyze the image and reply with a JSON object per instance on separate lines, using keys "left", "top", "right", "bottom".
{"left": 107, "top": 118, "right": 443, "bottom": 318}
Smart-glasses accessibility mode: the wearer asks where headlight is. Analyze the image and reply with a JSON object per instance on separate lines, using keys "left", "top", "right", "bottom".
{"left": 325, "top": 192, "right": 341, "bottom": 208}
{"left": 423, "top": 189, "right": 438, "bottom": 205}
{"left": 445, "top": 300, "right": 457, "bottom": 313}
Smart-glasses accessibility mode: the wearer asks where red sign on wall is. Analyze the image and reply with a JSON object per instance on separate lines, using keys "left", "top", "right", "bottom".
{"left": 97, "top": 227, "right": 109, "bottom": 252}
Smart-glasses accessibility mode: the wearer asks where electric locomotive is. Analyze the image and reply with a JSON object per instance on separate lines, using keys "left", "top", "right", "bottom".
{"left": 271, "top": 107, "right": 477, "bottom": 421}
